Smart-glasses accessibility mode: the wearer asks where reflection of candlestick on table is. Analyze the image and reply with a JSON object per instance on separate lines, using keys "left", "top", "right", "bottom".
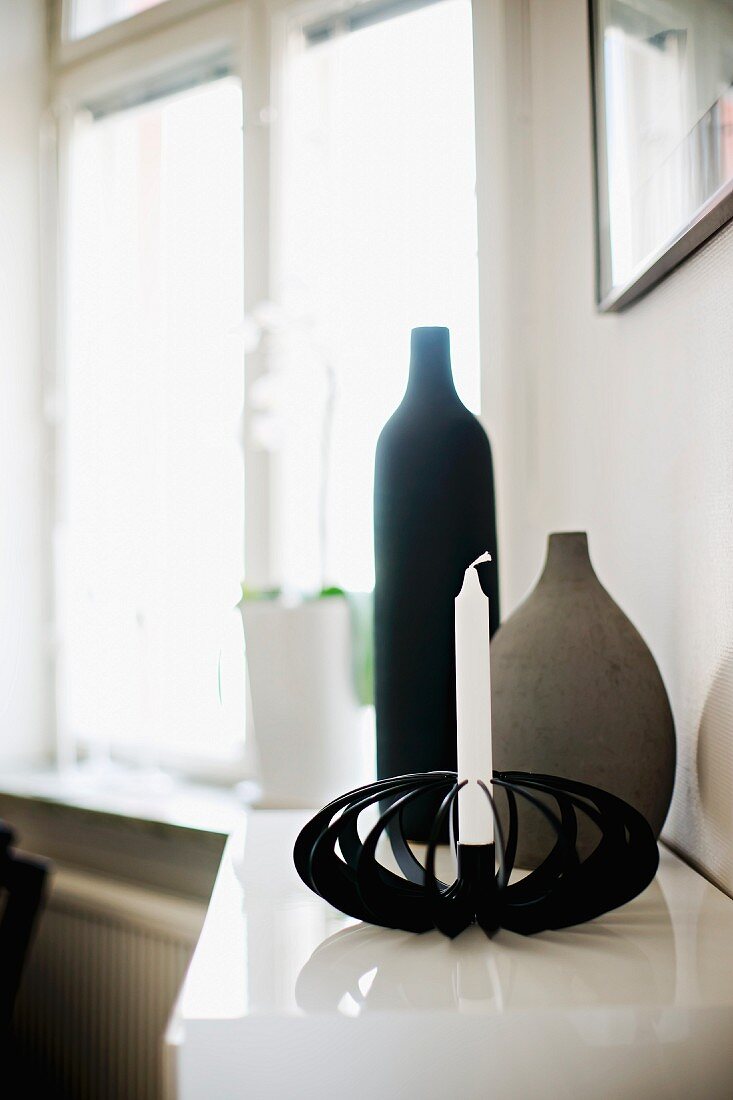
{"left": 294, "top": 559, "right": 661, "bottom": 939}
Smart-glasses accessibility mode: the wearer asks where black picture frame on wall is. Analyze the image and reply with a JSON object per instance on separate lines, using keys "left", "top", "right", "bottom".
{"left": 589, "top": 0, "right": 733, "bottom": 311}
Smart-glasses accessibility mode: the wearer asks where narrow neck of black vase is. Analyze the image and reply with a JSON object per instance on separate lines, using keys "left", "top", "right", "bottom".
{"left": 406, "top": 327, "right": 459, "bottom": 403}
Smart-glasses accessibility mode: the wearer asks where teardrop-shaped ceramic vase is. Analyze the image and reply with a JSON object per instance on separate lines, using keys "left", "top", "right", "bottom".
{"left": 492, "top": 532, "right": 675, "bottom": 866}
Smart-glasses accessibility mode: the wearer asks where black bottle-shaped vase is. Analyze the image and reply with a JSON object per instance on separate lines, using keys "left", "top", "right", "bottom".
{"left": 374, "top": 327, "right": 500, "bottom": 840}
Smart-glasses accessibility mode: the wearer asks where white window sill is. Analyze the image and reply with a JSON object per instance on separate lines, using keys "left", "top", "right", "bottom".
{"left": 0, "top": 766, "right": 248, "bottom": 836}
{"left": 0, "top": 767, "right": 249, "bottom": 900}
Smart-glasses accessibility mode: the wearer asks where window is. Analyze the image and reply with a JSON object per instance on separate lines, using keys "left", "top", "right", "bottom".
{"left": 68, "top": 0, "right": 168, "bottom": 40}
{"left": 58, "top": 74, "right": 246, "bottom": 769}
{"left": 268, "top": 0, "right": 480, "bottom": 594}
{"left": 52, "top": 0, "right": 481, "bottom": 776}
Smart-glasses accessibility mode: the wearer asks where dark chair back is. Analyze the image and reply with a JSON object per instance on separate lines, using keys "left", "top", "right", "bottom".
{"left": 0, "top": 822, "right": 49, "bottom": 1031}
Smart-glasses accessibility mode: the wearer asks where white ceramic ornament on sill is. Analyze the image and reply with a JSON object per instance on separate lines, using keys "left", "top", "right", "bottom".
{"left": 240, "top": 595, "right": 367, "bottom": 808}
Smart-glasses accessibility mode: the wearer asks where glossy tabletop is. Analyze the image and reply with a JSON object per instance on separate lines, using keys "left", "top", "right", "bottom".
{"left": 167, "top": 811, "right": 733, "bottom": 1099}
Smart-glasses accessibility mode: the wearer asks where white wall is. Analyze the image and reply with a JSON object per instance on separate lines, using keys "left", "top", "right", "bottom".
{"left": 475, "top": 0, "right": 733, "bottom": 895}
{"left": 0, "top": 0, "right": 50, "bottom": 766}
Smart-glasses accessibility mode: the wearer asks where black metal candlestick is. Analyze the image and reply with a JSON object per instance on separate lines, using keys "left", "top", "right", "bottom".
{"left": 296, "top": 552, "right": 658, "bottom": 939}
{"left": 294, "top": 769, "right": 659, "bottom": 939}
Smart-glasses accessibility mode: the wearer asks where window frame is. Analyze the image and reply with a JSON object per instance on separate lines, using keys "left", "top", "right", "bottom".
{"left": 47, "top": 0, "right": 494, "bottom": 778}
{"left": 49, "top": 0, "right": 274, "bottom": 779}
{"left": 52, "top": 0, "right": 233, "bottom": 69}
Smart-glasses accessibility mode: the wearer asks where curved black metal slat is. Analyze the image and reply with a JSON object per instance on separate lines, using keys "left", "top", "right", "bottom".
{"left": 494, "top": 780, "right": 577, "bottom": 887}
{"left": 498, "top": 784, "right": 519, "bottom": 888}
{"left": 357, "top": 777, "right": 457, "bottom": 931}
{"left": 293, "top": 773, "right": 423, "bottom": 889}
{"left": 477, "top": 780, "right": 506, "bottom": 891}
{"left": 496, "top": 773, "right": 658, "bottom": 933}
{"left": 301, "top": 776, "right": 433, "bottom": 921}
{"left": 535, "top": 774, "right": 659, "bottom": 925}
{"left": 424, "top": 782, "right": 472, "bottom": 938}
{"left": 342, "top": 775, "right": 450, "bottom": 885}
{"left": 385, "top": 810, "right": 428, "bottom": 886}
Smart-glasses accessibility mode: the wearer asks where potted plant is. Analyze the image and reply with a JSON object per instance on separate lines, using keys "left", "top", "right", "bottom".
{"left": 238, "top": 304, "right": 372, "bottom": 807}
{"left": 240, "top": 586, "right": 371, "bottom": 807}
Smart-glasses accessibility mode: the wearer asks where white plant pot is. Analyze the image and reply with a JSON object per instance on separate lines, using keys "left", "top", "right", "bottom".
{"left": 240, "top": 597, "right": 364, "bottom": 808}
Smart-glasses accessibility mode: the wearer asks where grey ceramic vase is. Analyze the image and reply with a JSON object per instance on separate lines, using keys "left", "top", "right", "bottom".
{"left": 492, "top": 532, "right": 675, "bottom": 866}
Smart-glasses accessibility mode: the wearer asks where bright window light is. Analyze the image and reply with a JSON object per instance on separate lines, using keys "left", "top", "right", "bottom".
{"left": 60, "top": 76, "right": 245, "bottom": 767}
{"left": 68, "top": 0, "right": 166, "bottom": 40}
{"left": 270, "top": 0, "right": 480, "bottom": 594}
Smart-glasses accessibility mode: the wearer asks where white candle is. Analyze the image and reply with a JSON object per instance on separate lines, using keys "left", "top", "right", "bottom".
{"left": 455, "top": 554, "right": 494, "bottom": 845}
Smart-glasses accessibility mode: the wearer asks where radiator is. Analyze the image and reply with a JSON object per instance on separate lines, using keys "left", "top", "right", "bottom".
{"left": 12, "top": 865, "right": 206, "bottom": 1100}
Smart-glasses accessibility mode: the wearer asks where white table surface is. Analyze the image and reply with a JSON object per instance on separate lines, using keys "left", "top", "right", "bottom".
{"left": 166, "top": 810, "right": 733, "bottom": 1100}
